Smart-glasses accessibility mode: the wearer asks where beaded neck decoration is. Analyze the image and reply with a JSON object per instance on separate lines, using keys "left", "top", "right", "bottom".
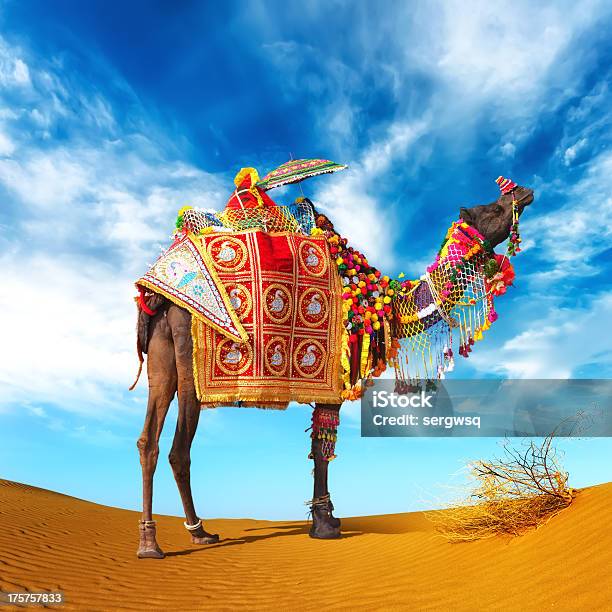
{"left": 391, "top": 183, "right": 521, "bottom": 385}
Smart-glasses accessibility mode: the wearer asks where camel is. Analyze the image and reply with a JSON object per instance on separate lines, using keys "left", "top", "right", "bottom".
{"left": 134, "top": 183, "right": 534, "bottom": 558}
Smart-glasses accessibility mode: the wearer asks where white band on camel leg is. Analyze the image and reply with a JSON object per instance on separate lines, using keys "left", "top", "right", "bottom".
{"left": 184, "top": 519, "right": 202, "bottom": 531}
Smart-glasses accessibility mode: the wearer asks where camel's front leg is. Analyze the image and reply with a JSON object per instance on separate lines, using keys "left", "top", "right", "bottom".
{"left": 167, "top": 306, "right": 219, "bottom": 545}
{"left": 309, "top": 403, "right": 342, "bottom": 539}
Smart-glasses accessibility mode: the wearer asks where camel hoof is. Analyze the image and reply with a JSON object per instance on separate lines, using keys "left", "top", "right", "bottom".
{"left": 309, "top": 523, "right": 341, "bottom": 539}
{"left": 138, "top": 520, "right": 165, "bottom": 558}
{"left": 309, "top": 504, "right": 341, "bottom": 538}
{"left": 137, "top": 547, "right": 165, "bottom": 559}
{"left": 328, "top": 514, "right": 341, "bottom": 529}
{"left": 191, "top": 533, "right": 220, "bottom": 545}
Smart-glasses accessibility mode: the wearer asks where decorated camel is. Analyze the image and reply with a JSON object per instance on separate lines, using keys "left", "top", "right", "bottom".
{"left": 131, "top": 162, "right": 534, "bottom": 558}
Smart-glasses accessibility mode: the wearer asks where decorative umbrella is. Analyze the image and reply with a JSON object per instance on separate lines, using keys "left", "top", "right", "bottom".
{"left": 256, "top": 158, "right": 347, "bottom": 191}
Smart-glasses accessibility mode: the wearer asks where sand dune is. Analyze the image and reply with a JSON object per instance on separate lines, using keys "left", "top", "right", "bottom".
{"left": 0, "top": 478, "right": 610, "bottom": 611}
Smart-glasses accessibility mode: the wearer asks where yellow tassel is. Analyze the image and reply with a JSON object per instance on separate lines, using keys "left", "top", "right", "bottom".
{"left": 340, "top": 301, "right": 352, "bottom": 390}
{"left": 360, "top": 333, "right": 371, "bottom": 378}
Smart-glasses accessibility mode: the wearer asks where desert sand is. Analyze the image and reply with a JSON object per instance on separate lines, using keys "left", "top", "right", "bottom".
{"left": 0, "top": 478, "right": 610, "bottom": 611}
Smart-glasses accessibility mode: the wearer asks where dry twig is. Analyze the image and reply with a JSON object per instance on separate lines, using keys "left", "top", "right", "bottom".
{"left": 428, "top": 427, "right": 577, "bottom": 542}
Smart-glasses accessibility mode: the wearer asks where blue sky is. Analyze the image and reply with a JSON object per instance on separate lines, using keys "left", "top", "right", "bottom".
{"left": 0, "top": 1, "right": 611, "bottom": 520}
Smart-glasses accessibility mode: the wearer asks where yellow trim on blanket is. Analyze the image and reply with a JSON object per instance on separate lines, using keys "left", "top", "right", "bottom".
{"left": 199, "top": 390, "right": 342, "bottom": 405}
{"left": 193, "top": 227, "right": 331, "bottom": 240}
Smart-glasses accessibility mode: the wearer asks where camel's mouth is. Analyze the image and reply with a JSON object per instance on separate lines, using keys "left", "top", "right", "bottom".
{"left": 514, "top": 187, "right": 534, "bottom": 208}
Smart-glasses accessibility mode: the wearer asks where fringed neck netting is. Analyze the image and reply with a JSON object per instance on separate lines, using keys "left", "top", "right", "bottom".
{"left": 391, "top": 221, "right": 513, "bottom": 385}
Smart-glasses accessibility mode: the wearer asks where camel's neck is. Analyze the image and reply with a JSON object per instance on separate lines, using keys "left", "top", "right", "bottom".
{"left": 393, "top": 220, "right": 491, "bottom": 335}
{"left": 391, "top": 220, "right": 505, "bottom": 379}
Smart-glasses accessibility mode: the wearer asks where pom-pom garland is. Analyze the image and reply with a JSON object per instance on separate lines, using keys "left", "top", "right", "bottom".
{"left": 312, "top": 216, "right": 400, "bottom": 399}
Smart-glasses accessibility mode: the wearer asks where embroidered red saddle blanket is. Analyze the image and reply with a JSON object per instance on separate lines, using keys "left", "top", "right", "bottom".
{"left": 139, "top": 230, "right": 344, "bottom": 408}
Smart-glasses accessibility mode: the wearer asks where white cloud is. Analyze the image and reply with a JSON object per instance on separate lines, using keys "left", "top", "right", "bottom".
{"left": 353, "top": 0, "right": 607, "bottom": 134}
{"left": 523, "top": 150, "right": 612, "bottom": 282}
{"left": 0, "top": 253, "right": 138, "bottom": 415}
{"left": 0, "top": 36, "right": 228, "bottom": 415}
{"left": 0, "top": 160, "right": 225, "bottom": 413}
{"left": 500, "top": 142, "right": 516, "bottom": 158}
{"left": 470, "top": 292, "right": 612, "bottom": 378}
{"left": 434, "top": 7, "right": 569, "bottom": 96}
{"left": 271, "top": 1, "right": 597, "bottom": 157}
{"left": 27, "top": 405, "right": 47, "bottom": 418}
{"left": 0, "top": 128, "right": 14, "bottom": 156}
{"left": 567, "top": 80, "right": 608, "bottom": 122}
{"left": 563, "top": 137, "right": 588, "bottom": 166}
{"left": 13, "top": 58, "right": 30, "bottom": 85}
{"left": 313, "top": 119, "right": 429, "bottom": 268}
{"left": 255, "top": 0, "right": 610, "bottom": 275}
{"left": 0, "top": 150, "right": 91, "bottom": 207}
{"left": 261, "top": 40, "right": 362, "bottom": 151}
{"left": 399, "top": 1, "right": 607, "bottom": 157}
{"left": 0, "top": 40, "right": 31, "bottom": 87}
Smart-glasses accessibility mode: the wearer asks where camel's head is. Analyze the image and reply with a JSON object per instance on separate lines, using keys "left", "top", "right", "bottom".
{"left": 459, "top": 178, "right": 534, "bottom": 248}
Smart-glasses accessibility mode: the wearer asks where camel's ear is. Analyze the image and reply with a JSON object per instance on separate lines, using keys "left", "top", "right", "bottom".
{"left": 459, "top": 207, "right": 473, "bottom": 225}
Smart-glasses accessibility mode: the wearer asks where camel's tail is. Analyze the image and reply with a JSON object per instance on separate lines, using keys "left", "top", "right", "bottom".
{"left": 129, "top": 352, "right": 144, "bottom": 391}
{"left": 129, "top": 287, "right": 165, "bottom": 391}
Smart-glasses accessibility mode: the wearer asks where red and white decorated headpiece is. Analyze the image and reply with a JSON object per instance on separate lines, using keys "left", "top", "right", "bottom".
{"left": 496, "top": 175, "right": 517, "bottom": 195}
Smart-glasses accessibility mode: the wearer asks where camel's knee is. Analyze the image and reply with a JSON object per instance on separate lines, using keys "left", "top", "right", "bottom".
{"left": 137, "top": 436, "right": 159, "bottom": 464}
{"left": 137, "top": 436, "right": 147, "bottom": 453}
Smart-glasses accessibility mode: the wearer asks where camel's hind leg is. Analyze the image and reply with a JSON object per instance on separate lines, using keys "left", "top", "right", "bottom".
{"left": 137, "top": 309, "right": 177, "bottom": 559}
{"left": 167, "top": 306, "right": 219, "bottom": 545}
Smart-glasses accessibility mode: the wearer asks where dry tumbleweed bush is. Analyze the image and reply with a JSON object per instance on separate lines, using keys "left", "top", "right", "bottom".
{"left": 428, "top": 430, "right": 577, "bottom": 542}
